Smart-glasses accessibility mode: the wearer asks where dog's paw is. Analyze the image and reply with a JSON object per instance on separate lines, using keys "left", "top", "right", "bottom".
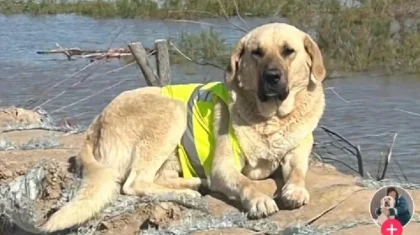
{"left": 281, "top": 183, "right": 310, "bottom": 209}
{"left": 246, "top": 193, "right": 279, "bottom": 219}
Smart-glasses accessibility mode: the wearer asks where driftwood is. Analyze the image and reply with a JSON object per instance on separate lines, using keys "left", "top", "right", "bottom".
{"left": 37, "top": 44, "right": 156, "bottom": 61}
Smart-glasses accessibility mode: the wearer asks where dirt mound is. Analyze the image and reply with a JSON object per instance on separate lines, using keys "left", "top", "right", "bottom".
{"left": 0, "top": 129, "right": 419, "bottom": 235}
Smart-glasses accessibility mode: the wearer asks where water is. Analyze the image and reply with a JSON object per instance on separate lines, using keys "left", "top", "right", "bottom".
{"left": 0, "top": 14, "right": 419, "bottom": 183}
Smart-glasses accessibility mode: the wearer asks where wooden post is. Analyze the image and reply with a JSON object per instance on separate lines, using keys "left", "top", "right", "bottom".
{"left": 154, "top": 39, "right": 171, "bottom": 86}
{"left": 128, "top": 42, "right": 161, "bottom": 86}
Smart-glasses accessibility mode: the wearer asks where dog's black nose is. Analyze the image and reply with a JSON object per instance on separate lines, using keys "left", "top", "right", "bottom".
{"left": 263, "top": 68, "right": 281, "bottom": 84}
{"left": 258, "top": 67, "right": 289, "bottom": 102}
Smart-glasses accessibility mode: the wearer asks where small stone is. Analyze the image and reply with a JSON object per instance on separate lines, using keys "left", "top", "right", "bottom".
{"left": 45, "top": 187, "right": 60, "bottom": 199}
{"left": 98, "top": 221, "right": 111, "bottom": 231}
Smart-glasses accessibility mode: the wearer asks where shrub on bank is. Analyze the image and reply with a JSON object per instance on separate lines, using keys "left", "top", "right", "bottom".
{"left": 283, "top": 0, "right": 420, "bottom": 73}
{"left": 0, "top": 0, "right": 282, "bottom": 19}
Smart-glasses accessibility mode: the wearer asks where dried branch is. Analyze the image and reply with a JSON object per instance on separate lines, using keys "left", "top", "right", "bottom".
{"left": 233, "top": 0, "right": 250, "bottom": 31}
{"left": 377, "top": 133, "right": 398, "bottom": 181}
{"left": 216, "top": 0, "right": 248, "bottom": 33}
{"left": 55, "top": 43, "right": 72, "bottom": 60}
{"left": 37, "top": 46, "right": 155, "bottom": 61}
{"left": 81, "top": 52, "right": 133, "bottom": 60}
{"left": 319, "top": 126, "right": 364, "bottom": 177}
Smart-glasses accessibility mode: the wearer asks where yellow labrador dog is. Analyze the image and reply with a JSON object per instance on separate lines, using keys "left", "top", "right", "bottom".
{"left": 377, "top": 195, "right": 396, "bottom": 225}
{"left": 36, "top": 22, "right": 326, "bottom": 233}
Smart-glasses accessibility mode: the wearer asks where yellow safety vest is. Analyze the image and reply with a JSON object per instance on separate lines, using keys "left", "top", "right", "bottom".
{"left": 161, "top": 81, "right": 244, "bottom": 179}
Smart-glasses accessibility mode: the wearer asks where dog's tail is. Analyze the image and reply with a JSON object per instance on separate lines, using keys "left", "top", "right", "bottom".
{"left": 38, "top": 137, "right": 120, "bottom": 233}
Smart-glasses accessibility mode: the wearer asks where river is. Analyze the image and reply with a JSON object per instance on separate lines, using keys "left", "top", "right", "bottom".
{"left": 0, "top": 14, "right": 419, "bottom": 184}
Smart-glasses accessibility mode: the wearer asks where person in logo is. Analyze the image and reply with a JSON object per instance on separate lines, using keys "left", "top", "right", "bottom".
{"left": 375, "top": 187, "right": 412, "bottom": 226}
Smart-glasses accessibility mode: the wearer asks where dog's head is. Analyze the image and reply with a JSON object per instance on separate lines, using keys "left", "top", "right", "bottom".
{"left": 381, "top": 195, "right": 396, "bottom": 208}
{"left": 225, "top": 23, "right": 326, "bottom": 118}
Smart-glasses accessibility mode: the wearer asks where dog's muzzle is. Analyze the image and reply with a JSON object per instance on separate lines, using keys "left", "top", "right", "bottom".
{"left": 385, "top": 201, "right": 390, "bottom": 207}
{"left": 258, "top": 68, "right": 289, "bottom": 102}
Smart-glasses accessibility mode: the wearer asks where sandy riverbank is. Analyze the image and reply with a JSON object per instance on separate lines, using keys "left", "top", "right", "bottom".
{"left": 0, "top": 107, "right": 419, "bottom": 235}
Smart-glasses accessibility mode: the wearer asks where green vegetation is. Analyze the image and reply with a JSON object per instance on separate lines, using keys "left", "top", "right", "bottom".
{"left": 173, "top": 0, "right": 420, "bottom": 74}
{"left": 170, "top": 30, "right": 230, "bottom": 68}
{"left": 0, "top": 0, "right": 282, "bottom": 19}
{"left": 283, "top": 0, "right": 420, "bottom": 73}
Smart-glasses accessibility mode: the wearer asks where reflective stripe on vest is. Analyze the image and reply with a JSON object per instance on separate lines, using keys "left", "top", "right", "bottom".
{"left": 180, "top": 84, "right": 210, "bottom": 179}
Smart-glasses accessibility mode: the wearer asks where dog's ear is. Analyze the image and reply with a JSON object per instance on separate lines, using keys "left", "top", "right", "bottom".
{"left": 304, "top": 34, "right": 326, "bottom": 86}
{"left": 225, "top": 36, "right": 247, "bottom": 89}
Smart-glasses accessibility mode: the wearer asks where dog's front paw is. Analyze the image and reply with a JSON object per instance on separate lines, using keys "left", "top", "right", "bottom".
{"left": 246, "top": 193, "right": 279, "bottom": 219}
{"left": 281, "top": 183, "right": 310, "bottom": 209}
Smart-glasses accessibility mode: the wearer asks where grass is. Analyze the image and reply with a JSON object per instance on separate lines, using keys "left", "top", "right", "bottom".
{"left": 171, "top": 0, "right": 420, "bottom": 74}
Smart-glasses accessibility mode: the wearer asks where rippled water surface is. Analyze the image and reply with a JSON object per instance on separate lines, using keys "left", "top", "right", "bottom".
{"left": 0, "top": 14, "right": 419, "bottom": 183}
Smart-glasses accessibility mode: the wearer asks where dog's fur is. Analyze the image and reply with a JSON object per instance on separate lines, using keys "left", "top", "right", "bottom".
{"left": 35, "top": 23, "right": 327, "bottom": 233}
{"left": 377, "top": 195, "right": 396, "bottom": 225}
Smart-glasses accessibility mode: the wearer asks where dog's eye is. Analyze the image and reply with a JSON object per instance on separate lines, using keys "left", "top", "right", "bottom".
{"left": 282, "top": 47, "right": 295, "bottom": 57}
{"left": 251, "top": 47, "right": 264, "bottom": 57}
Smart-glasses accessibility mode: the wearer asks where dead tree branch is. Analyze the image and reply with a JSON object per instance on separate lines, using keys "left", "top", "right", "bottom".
{"left": 315, "top": 126, "right": 409, "bottom": 183}
{"left": 377, "top": 133, "right": 398, "bottom": 181}
{"left": 318, "top": 126, "right": 364, "bottom": 177}
{"left": 233, "top": 0, "right": 250, "bottom": 31}
{"left": 216, "top": 0, "right": 249, "bottom": 33}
